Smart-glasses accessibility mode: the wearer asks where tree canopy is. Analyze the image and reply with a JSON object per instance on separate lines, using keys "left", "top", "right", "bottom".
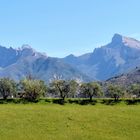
{"left": 20, "top": 79, "right": 47, "bottom": 101}
{"left": 50, "top": 80, "right": 70, "bottom": 100}
{"left": 0, "top": 78, "right": 17, "bottom": 99}
{"left": 80, "top": 82, "right": 102, "bottom": 101}
{"left": 107, "top": 84, "right": 124, "bottom": 101}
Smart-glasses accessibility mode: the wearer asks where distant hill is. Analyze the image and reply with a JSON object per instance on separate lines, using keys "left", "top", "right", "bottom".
{"left": 105, "top": 67, "right": 140, "bottom": 87}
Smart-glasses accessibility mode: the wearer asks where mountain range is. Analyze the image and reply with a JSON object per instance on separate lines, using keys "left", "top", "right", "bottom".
{"left": 0, "top": 45, "right": 90, "bottom": 82}
{"left": 0, "top": 33, "right": 140, "bottom": 82}
{"left": 63, "top": 33, "right": 140, "bottom": 80}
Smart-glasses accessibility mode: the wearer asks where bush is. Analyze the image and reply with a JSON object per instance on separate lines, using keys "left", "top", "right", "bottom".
{"left": 19, "top": 79, "right": 47, "bottom": 102}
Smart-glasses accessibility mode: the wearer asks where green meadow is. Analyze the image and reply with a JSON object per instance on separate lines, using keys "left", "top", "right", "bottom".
{"left": 0, "top": 103, "right": 140, "bottom": 140}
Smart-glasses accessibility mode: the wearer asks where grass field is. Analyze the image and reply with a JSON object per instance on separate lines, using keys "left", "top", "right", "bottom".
{"left": 0, "top": 103, "right": 140, "bottom": 140}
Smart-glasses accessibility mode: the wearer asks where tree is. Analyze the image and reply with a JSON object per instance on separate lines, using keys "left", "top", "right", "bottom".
{"left": 0, "top": 78, "right": 17, "bottom": 99}
{"left": 80, "top": 82, "right": 102, "bottom": 101}
{"left": 129, "top": 84, "right": 140, "bottom": 98}
{"left": 69, "top": 80, "right": 79, "bottom": 98}
{"left": 50, "top": 80, "right": 70, "bottom": 100}
{"left": 20, "top": 79, "right": 47, "bottom": 101}
{"left": 107, "top": 84, "right": 124, "bottom": 101}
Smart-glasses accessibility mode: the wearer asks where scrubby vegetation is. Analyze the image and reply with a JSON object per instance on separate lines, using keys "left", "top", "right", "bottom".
{"left": 0, "top": 77, "right": 139, "bottom": 103}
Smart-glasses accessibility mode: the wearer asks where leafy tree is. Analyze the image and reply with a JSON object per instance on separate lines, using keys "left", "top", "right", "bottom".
{"left": 0, "top": 78, "right": 17, "bottom": 99}
{"left": 107, "top": 84, "right": 124, "bottom": 101}
{"left": 129, "top": 84, "right": 140, "bottom": 98}
{"left": 20, "top": 79, "right": 47, "bottom": 101}
{"left": 69, "top": 80, "right": 79, "bottom": 98}
{"left": 80, "top": 82, "right": 102, "bottom": 101}
{"left": 50, "top": 80, "right": 70, "bottom": 100}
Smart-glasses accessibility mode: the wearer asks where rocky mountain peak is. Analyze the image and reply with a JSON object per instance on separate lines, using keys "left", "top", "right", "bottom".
{"left": 112, "top": 33, "right": 123, "bottom": 44}
{"left": 19, "top": 45, "right": 36, "bottom": 57}
{"left": 111, "top": 33, "right": 140, "bottom": 49}
{"left": 21, "top": 44, "right": 32, "bottom": 50}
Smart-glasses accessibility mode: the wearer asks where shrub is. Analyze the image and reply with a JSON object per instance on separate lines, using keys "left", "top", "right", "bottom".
{"left": 20, "top": 79, "right": 47, "bottom": 101}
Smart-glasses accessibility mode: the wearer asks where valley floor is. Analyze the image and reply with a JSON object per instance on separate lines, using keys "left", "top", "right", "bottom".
{"left": 0, "top": 104, "right": 140, "bottom": 140}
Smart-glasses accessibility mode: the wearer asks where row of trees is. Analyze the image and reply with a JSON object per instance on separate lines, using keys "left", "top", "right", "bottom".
{"left": 0, "top": 77, "right": 139, "bottom": 102}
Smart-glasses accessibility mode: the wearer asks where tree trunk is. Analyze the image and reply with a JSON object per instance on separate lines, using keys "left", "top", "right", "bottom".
{"left": 89, "top": 96, "right": 92, "bottom": 101}
{"left": 3, "top": 95, "right": 7, "bottom": 100}
{"left": 62, "top": 96, "right": 65, "bottom": 101}
{"left": 114, "top": 96, "right": 118, "bottom": 102}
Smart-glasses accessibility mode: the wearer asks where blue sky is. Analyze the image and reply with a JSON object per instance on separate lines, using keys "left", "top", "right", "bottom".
{"left": 0, "top": 0, "right": 140, "bottom": 57}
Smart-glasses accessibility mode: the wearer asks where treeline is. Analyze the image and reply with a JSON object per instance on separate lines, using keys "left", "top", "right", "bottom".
{"left": 0, "top": 77, "right": 140, "bottom": 102}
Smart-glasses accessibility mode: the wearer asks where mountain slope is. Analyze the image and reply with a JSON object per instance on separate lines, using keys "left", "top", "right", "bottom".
{"left": 105, "top": 67, "right": 140, "bottom": 87}
{"left": 63, "top": 34, "right": 140, "bottom": 80}
{"left": 1, "top": 33, "right": 140, "bottom": 82}
{"left": 0, "top": 45, "right": 91, "bottom": 82}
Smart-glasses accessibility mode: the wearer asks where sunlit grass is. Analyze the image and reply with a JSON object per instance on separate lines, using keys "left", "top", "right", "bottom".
{"left": 0, "top": 103, "right": 139, "bottom": 140}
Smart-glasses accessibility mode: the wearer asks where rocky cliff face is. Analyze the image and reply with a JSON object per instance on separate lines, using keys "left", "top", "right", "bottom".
{"left": 63, "top": 34, "right": 140, "bottom": 80}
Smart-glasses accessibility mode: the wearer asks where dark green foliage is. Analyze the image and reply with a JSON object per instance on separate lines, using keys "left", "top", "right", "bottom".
{"left": 101, "top": 99, "right": 121, "bottom": 105}
{"left": 0, "top": 78, "right": 17, "bottom": 99}
{"left": 52, "top": 99, "right": 66, "bottom": 105}
{"left": 125, "top": 98, "right": 140, "bottom": 105}
{"left": 0, "top": 98, "right": 139, "bottom": 106}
